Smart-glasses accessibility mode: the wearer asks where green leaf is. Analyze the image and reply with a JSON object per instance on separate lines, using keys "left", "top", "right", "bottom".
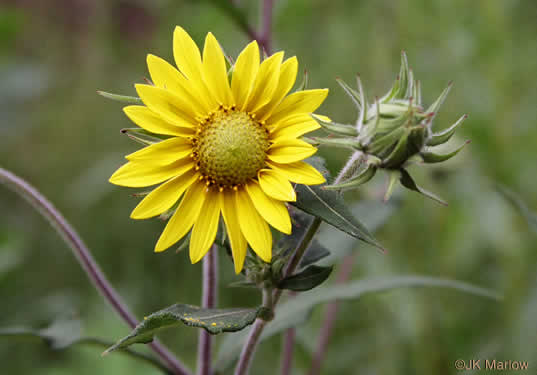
{"left": 323, "top": 163, "right": 377, "bottom": 191}
{"left": 228, "top": 280, "right": 257, "bottom": 289}
{"left": 0, "top": 318, "right": 82, "bottom": 350}
{"left": 277, "top": 265, "right": 333, "bottom": 291}
{"left": 320, "top": 199, "right": 399, "bottom": 265}
{"left": 399, "top": 169, "right": 448, "bottom": 206}
{"left": 97, "top": 90, "right": 142, "bottom": 104}
{"left": 299, "top": 243, "right": 330, "bottom": 268}
{"left": 427, "top": 114, "right": 468, "bottom": 146}
{"left": 421, "top": 140, "right": 470, "bottom": 163}
{"left": 383, "top": 170, "right": 401, "bottom": 202}
{"left": 0, "top": 319, "right": 169, "bottom": 373}
{"left": 314, "top": 116, "right": 358, "bottom": 137}
{"left": 336, "top": 77, "right": 363, "bottom": 111}
{"left": 292, "top": 184, "right": 384, "bottom": 252}
{"left": 497, "top": 185, "right": 537, "bottom": 235}
{"left": 214, "top": 276, "right": 502, "bottom": 372}
{"left": 278, "top": 210, "right": 330, "bottom": 268}
{"left": 104, "top": 304, "right": 263, "bottom": 355}
{"left": 424, "top": 82, "right": 452, "bottom": 118}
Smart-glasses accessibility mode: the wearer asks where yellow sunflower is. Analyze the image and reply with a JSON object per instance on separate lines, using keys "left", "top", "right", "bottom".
{"left": 109, "top": 26, "right": 328, "bottom": 273}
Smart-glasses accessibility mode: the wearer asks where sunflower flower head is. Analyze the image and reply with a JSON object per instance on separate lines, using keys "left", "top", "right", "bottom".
{"left": 109, "top": 27, "right": 328, "bottom": 273}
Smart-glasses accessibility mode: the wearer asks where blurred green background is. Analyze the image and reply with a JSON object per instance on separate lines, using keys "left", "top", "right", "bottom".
{"left": 1, "top": 0, "right": 536, "bottom": 374}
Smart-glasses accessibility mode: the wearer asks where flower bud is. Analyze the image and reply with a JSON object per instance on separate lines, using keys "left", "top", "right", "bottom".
{"left": 319, "top": 52, "right": 468, "bottom": 203}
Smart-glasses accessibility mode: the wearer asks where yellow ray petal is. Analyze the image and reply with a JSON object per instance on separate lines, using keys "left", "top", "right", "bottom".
{"left": 258, "top": 169, "right": 296, "bottom": 202}
{"left": 267, "top": 161, "right": 326, "bottom": 185}
{"left": 231, "top": 41, "right": 260, "bottom": 109}
{"left": 154, "top": 181, "right": 207, "bottom": 252}
{"left": 173, "top": 26, "right": 203, "bottom": 81}
{"left": 123, "top": 106, "right": 194, "bottom": 137}
{"left": 173, "top": 27, "right": 218, "bottom": 111}
{"left": 202, "top": 32, "right": 233, "bottom": 106}
{"left": 220, "top": 191, "right": 248, "bottom": 273}
{"left": 270, "top": 114, "right": 321, "bottom": 141}
{"left": 268, "top": 138, "right": 317, "bottom": 164}
{"left": 257, "top": 56, "right": 298, "bottom": 120}
{"left": 109, "top": 158, "right": 194, "bottom": 187}
{"left": 190, "top": 188, "right": 221, "bottom": 263}
{"left": 267, "top": 88, "right": 329, "bottom": 125}
{"left": 242, "top": 52, "right": 284, "bottom": 112}
{"left": 235, "top": 188, "right": 272, "bottom": 262}
{"left": 245, "top": 181, "right": 291, "bottom": 234}
{"left": 126, "top": 137, "right": 193, "bottom": 163}
{"left": 130, "top": 169, "right": 198, "bottom": 219}
{"left": 135, "top": 84, "right": 197, "bottom": 128}
{"left": 146, "top": 54, "right": 208, "bottom": 116}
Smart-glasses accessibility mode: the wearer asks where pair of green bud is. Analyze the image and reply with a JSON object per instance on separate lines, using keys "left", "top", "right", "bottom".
{"left": 311, "top": 52, "right": 468, "bottom": 205}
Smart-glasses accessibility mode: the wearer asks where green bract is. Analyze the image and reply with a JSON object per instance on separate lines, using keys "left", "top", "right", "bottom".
{"left": 314, "top": 52, "right": 468, "bottom": 203}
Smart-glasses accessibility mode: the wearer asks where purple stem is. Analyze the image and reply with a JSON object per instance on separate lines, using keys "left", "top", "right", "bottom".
{"left": 197, "top": 245, "right": 218, "bottom": 375}
{"left": 0, "top": 167, "right": 191, "bottom": 375}
{"left": 235, "top": 218, "right": 322, "bottom": 375}
{"left": 280, "top": 327, "right": 296, "bottom": 375}
{"left": 234, "top": 288, "right": 272, "bottom": 375}
{"left": 259, "top": 0, "right": 275, "bottom": 54}
{"left": 306, "top": 256, "right": 355, "bottom": 375}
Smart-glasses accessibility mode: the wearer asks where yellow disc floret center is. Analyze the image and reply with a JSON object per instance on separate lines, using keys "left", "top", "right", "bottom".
{"left": 194, "top": 107, "right": 270, "bottom": 187}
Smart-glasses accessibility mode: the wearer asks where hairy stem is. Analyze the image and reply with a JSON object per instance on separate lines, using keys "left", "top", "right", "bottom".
{"left": 0, "top": 167, "right": 191, "bottom": 375}
{"left": 197, "top": 246, "right": 218, "bottom": 375}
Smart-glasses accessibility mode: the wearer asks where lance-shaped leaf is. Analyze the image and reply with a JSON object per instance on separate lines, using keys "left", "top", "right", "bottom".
{"left": 103, "top": 304, "right": 264, "bottom": 355}
{"left": 399, "top": 169, "right": 447, "bottom": 206}
{"left": 384, "top": 170, "right": 401, "bottom": 202}
{"left": 0, "top": 319, "right": 168, "bottom": 372}
{"left": 397, "top": 51, "right": 410, "bottom": 99}
{"left": 355, "top": 75, "right": 367, "bottom": 130}
{"left": 336, "top": 77, "right": 363, "bottom": 111}
{"left": 277, "top": 265, "right": 333, "bottom": 291}
{"left": 382, "top": 128, "right": 410, "bottom": 168}
{"left": 291, "top": 183, "right": 384, "bottom": 251}
{"left": 427, "top": 114, "right": 468, "bottom": 146}
{"left": 228, "top": 280, "right": 258, "bottom": 289}
{"left": 323, "top": 163, "right": 377, "bottom": 191}
{"left": 299, "top": 244, "right": 331, "bottom": 268}
{"left": 360, "top": 97, "right": 380, "bottom": 143}
{"left": 310, "top": 136, "right": 361, "bottom": 150}
{"left": 314, "top": 115, "right": 358, "bottom": 136}
{"left": 278, "top": 210, "right": 331, "bottom": 268}
{"left": 425, "top": 82, "right": 452, "bottom": 122}
{"left": 214, "top": 275, "right": 502, "bottom": 372}
{"left": 97, "top": 90, "right": 143, "bottom": 104}
{"left": 367, "top": 127, "right": 406, "bottom": 156}
{"left": 407, "top": 123, "right": 428, "bottom": 154}
{"left": 421, "top": 140, "right": 470, "bottom": 163}
{"left": 380, "top": 73, "right": 401, "bottom": 103}
{"left": 414, "top": 79, "right": 422, "bottom": 106}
